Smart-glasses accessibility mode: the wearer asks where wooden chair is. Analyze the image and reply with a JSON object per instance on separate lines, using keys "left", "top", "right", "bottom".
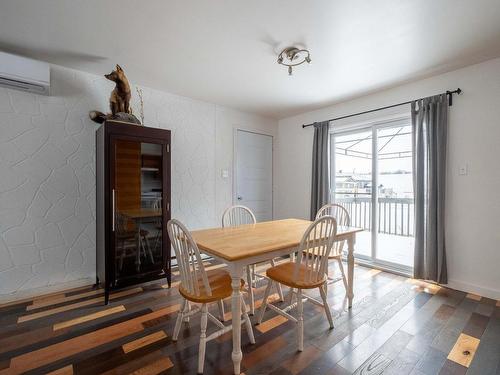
{"left": 151, "top": 198, "right": 163, "bottom": 253}
{"left": 315, "top": 203, "right": 350, "bottom": 290}
{"left": 116, "top": 213, "right": 153, "bottom": 272}
{"left": 167, "top": 219, "right": 255, "bottom": 374}
{"left": 222, "top": 205, "right": 284, "bottom": 315}
{"left": 257, "top": 216, "right": 337, "bottom": 351}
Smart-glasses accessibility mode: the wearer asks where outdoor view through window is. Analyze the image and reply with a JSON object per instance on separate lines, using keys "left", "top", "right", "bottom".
{"left": 332, "top": 123, "right": 414, "bottom": 269}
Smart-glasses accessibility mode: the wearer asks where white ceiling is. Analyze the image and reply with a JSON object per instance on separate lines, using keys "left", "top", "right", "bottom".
{"left": 1, "top": 1, "right": 500, "bottom": 119}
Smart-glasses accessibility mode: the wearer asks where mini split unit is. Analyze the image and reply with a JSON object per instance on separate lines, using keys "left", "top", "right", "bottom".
{"left": 0, "top": 51, "right": 50, "bottom": 95}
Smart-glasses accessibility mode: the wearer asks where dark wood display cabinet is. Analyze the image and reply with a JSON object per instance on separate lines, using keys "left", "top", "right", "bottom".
{"left": 96, "top": 120, "right": 171, "bottom": 304}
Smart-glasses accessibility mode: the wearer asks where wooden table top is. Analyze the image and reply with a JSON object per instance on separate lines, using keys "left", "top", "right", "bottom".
{"left": 190, "top": 218, "right": 363, "bottom": 262}
{"left": 119, "top": 208, "right": 162, "bottom": 219}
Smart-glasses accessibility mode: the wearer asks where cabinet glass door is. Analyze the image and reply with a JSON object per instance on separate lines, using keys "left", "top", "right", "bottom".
{"left": 112, "top": 139, "right": 164, "bottom": 281}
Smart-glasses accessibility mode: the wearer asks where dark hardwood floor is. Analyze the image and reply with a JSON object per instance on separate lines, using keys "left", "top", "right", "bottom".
{"left": 0, "top": 260, "right": 499, "bottom": 375}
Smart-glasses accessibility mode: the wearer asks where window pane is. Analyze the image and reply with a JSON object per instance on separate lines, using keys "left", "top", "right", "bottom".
{"left": 375, "top": 125, "right": 414, "bottom": 267}
{"left": 333, "top": 129, "right": 372, "bottom": 259}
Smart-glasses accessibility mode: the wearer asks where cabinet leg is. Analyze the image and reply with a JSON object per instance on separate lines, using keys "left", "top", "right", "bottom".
{"left": 104, "top": 288, "right": 110, "bottom": 305}
{"left": 166, "top": 271, "right": 172, "bottom": 288}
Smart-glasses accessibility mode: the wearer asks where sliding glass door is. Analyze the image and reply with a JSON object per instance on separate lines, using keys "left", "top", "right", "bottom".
{"left": 375, "top": 125, "right": 414, "bottom": 268}
{"left": 331, "top": 128, "right": 373, "bottom": 260}
{"left": 331, "top": 118, "right": 414, "bottom": 272}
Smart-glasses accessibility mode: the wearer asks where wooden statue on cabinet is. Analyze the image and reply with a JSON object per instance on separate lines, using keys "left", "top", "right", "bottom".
{"left": 89, "top": 64, "right": 141, "bottom": 125}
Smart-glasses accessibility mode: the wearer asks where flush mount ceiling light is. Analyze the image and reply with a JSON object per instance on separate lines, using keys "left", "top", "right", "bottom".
{"left": 277, "top": 46, "right": 311, "bottom": 76}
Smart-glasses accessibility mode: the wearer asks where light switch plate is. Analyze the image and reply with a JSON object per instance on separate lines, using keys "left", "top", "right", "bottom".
{"left": 459, "top": 164, "right": 468, "bottom": 176}
{"left": 221, "top": 169, "right": 229, "bottom": 178}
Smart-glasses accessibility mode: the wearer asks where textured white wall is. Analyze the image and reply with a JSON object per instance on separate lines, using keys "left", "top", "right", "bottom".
{"left": 276, "top": 57, "right": 500, "bottom": 299}
{"left": 0, "top": 64, "right": 277, "bottom": 299}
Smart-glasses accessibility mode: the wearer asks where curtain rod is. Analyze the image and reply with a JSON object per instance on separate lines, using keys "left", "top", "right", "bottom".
{"left": 302, "top": 88, "right": 462, "bottom": 128}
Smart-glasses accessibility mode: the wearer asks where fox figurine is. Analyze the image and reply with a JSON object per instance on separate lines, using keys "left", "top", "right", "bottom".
{"left": 105, "top": 64, "right": 131, "bottom": 115}
{"left": 89, "top": 64, "right": 139, "bottom": 124}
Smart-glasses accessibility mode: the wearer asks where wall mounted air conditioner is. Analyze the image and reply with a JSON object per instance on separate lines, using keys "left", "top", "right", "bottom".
{"left": 0, "top": 51, "right": 50, "bottom": 95}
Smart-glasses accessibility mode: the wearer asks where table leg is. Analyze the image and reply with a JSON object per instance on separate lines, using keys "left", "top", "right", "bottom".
{"left": 347, "top": 235, "right": 355, "bottom": 308}
{"left": 230, "top": 265, "right": 243, "bottom": 374}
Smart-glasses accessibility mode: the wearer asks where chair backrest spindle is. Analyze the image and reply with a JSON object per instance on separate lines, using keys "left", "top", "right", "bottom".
{"left": 222, "top": 205, "right": 256, "bottom": 227}
{"left": 167, "top": 219, "right": 211, "bottom": 296}
{"left": 294, "top": 216, "right": 337, "bottom": 284}
{"left": 315, "top": 203, "right": 350, "bottom": 257}
{"left": 152, "top": 198, "right": 162, "bottom": 226}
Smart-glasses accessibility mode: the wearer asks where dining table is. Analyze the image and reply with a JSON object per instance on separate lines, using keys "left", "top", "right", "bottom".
{"left": 190, "top": 218, "right": 363, "bottom": 375}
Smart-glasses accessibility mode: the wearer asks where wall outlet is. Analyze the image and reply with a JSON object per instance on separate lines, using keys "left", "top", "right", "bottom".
{"left": 459, "top": 164, "right": 468, "bottom": 176}
{"left": 221, "top": 169, "right": 229, "bottom": 178}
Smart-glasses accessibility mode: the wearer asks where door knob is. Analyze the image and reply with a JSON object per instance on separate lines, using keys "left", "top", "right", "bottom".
{"left": 237, "top": 195, "right": 243, "bottom": 201}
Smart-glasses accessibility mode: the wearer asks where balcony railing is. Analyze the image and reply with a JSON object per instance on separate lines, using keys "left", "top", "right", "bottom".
{"left": 335, "top": 196, "right": 414, "bottom": 237}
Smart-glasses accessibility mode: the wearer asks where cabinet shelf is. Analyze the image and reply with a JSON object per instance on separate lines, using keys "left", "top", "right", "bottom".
{"left": 141, "top": 167, "right": 159, "bottom": 172}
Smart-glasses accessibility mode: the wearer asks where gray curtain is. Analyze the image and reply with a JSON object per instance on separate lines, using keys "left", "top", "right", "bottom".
{"left": 310, "top": 121, "right": 330, "bottom": 220}
{"left": 412, "top": 94, "right": 448, "bottom": 283}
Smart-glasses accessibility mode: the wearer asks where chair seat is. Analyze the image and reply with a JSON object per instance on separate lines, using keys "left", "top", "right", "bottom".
{"left": 179, "top": 268, "right": 245, "bottom": 303}
{"left": 328, "top": 254, "right": 342, "bottom": 259}
{"left": 266, "top": 262, "right": 326, "bottom": 289}
{"left": 302, "top": 249, "right": 343, "bottom": 260}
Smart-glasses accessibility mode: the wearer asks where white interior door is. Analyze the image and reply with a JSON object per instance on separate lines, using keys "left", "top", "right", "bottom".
{"left": 235, "top": 130, "right": 273, "bottom": 222}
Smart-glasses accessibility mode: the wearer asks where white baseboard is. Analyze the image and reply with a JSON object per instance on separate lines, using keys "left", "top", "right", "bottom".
{"left": 447, "top": 278, "right": 500, "bottom": 300}
{"left": 0, "top": 277, "right": 95, "bottom": 305}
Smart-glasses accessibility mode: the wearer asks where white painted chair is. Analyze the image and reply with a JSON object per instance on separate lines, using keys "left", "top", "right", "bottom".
{"left": 167, "top": 219, "right": 255, "bottom": 374}
{"left": 116, "top": 213, "right": 153, "bottom": 271}
{"left": 316, "top": 203, "right": 350, "bottom": 290}
{"left": 257, "top": 215, "right": 337, "bottom": 351}
{"left": 151, "top": 198, "right": 163, "bottom": 253}
{"left": 222, "top": 205, "right": 284, "bottom": 315}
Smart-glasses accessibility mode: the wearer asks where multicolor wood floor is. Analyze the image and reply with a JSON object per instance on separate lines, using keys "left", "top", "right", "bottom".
{"left": 0, "top": 261, "right": 499, "bottom": 375}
